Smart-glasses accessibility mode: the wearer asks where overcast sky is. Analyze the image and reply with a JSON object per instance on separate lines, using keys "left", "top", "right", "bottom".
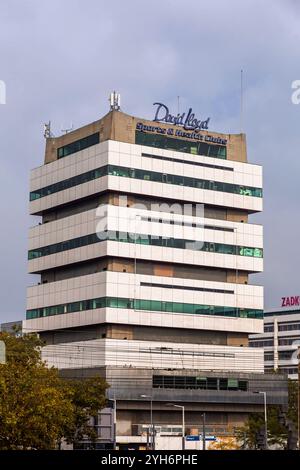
{"left": 0, "top": 0, "right": 299, "bottom": 322}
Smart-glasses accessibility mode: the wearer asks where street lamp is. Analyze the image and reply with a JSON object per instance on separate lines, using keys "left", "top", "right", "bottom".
{"left": 140, "top": 394, "right": 154, "bottom": 450}
{"left": 201, "top": 412, "right": 206, "bottom": 451}
{"left": 167, "top": 403, "right": 185, "bottom": 450}
{"left": 253, "top": 391, "right": 267, "bottom": 450}
{"left": 111, "top": 395, "right": 117, "bottom": 451}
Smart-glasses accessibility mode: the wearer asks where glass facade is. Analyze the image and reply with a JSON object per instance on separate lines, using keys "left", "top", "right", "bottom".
{"left": 57, "top": 132, "right": 99, "bottom": 159}
{"left": 136, "top": 131, "right": 227, "bottom": 159}
{"left": 140, "top": 216, "right": 235, "bottom": 233}
{"left": 26, "top": 296, "right": 263, "bottom": 320}
{"left": 140, "top": 282, "right": 234, "bottom": 294}
{"left": 141, "top": 152, "right": 233, "bottom": 171}
{"left": 278, "top": 322, "right": 300, "bottom": 331}
{"left": 250, "top": 339, "right": 273, "bottom": 347}
{"left": 153, "top": 375, "right": 248, "bottom": 391}
{"left": 28, "top": 230, "right": 263, "bottom": 260}
{"left": 30, "top": 164, "right": 262, "bottom": 201}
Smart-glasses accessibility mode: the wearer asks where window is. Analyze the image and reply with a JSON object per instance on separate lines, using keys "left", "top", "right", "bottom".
{"left": 142, "top": 153, "right": 233, "bottom": 172}
{"left": 26, "top": 296, "right": 263, "bottom": 320}
{"left": 250, "top": 340, "right": 273, "bottom": 347}
{"left": 264, "top": 352, "right": 274, "bottom": 361}
{"left": 136, "top": 131, "right": 227, "bottom": 159}
{"left": 278, "top": 351, "right": 294, "bottom": 360}
{"left": 278, "top": 337, "right": 299, "bottom": 346}
{"left": 28, "top": 230, "right": 263, "bottom": 260}
{"left": 264, "top": 324, "right": 274, "bottom": 333}
{"left": 57, "top": 133, "right": 100, "bottom": 159}
{"left": 140, "top": 282, "right": 234, "bottom": 295}
{"left": 152, "top": 375, "right": 248, "bottom": 392}
{"left": 278, "top": 322, "right": 300, "bottom": 332}
{"left": 30, "top": 164, "right": 262, "bottom": 201}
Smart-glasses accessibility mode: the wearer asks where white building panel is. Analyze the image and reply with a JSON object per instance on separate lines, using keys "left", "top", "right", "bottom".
{"left": 28, "top": 240, "right": 263, "bottom": 274}
{"left": 28, "top": 205, "right": 263, "bottom": 250}
{"left": 41, "top": 338, "right": 264, "bottom": 373}
{"left": 24, "top": 305, "right": 263, "bottom": 336}
{"left": 29, "top": 140, "right": 262, "bottom": 215}
{"left": 26, "top": 271, "right": 263, "bottom": 311}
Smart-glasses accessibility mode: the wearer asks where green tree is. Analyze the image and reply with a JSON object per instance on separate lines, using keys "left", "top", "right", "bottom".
{"left": 236, "top": 378, "right": 299, "bottom": 449}
{"left": 0, "top": 331, "right": 108, "bottom": 449}
{"left": 64, "top": 376, "right": 108, "bottom": 447}
{"left": 236, "top": 408, "right": 288, "bottom": 449}
{"left": 236, "top": 413, "right": 265, "bottom": 449}
{"left": 287, "top": 379, "right": 298, "bottom": 427}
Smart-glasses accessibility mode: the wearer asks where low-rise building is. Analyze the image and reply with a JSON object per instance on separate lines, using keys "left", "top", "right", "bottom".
{"left": 250, "top": 306, "right": 300, "bottom": 379}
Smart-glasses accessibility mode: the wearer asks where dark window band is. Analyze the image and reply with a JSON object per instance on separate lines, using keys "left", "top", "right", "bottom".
{"left": 30, "top": 164, "right": 262, "bottom": 201}
{"left": 136, "top": 130, "right": 227, "bottom": 159}
{"left": 57, "top": 132, "right": 100, "bottom": 159}
{"left": 142, "top": 152, "right": 233, "bottom": 171}
{"left": 140, "top": 282, "right": 234, "bottom": 294}
{"left": 153, "top": 375, "right": 248, "bottom": 392}
{"left": 28, "top": 230, "right": 263, "bottom": 260}
{"left": 140, "top": 216, "right": 234, "bottom": 233}
{"left": 26, "top": 296, "right": 263, "bottom": 320}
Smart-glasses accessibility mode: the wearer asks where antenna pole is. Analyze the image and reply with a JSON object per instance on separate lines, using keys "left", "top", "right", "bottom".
{"left": 240, "top": 69, "right": 244, "bottom": 133}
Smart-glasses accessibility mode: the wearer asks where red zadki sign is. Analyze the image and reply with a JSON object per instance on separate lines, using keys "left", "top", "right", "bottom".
{"left": 281, "top": 296, "right": 300, "bottom": 307}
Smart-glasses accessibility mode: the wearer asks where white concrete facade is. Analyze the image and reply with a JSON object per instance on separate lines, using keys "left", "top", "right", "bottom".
{"left": 26, "top": 127, "right": 263, "bottom": 374}
{"left": 41, "top": 337, "right": 264, "bottom": 372}
{"left": 250, "top": 309, "right": 300, "bottom": 379}
{"left": 29, "top": 140, "right": 263, "bottom": 215}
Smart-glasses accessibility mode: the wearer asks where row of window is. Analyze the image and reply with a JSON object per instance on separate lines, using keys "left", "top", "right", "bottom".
{"left": 278, "top": 337, "right": 300, "bottom": 346}
{"left": 26, "top": 296, "right": 263, "bottom": 320}
{"left": 136, "top": 131, "right": 227, "bottom": 159}
{"left": 251, "top": 340, "right": 273, "bottom": 347}
{"left": 265, "top": 351, "right": 296, "bottom": 361}
{"left": 152, "top": 375, "right": 248, "bottom": 391}
{"left": 30, "top": 164, "right": 262, "bottom": 201}
{"left": 278, "top": 322, "right": 300, "bottom": 332}
{"left": 278, "top": 367, "right": 298, "bottom": 375}
{"left": 57, "top": 132, "right": 100, "bottom": 159}
{"left": 264, "top": 324, "right": 274, "bottom": 332}
{"left": 140, "top": 216, "right": 234, "bottom": 233}
{"left": 250, "top": 336, "right": 299, "bottom": 348}
{"left": 141, "top": 152, "right": 233, "bottom": 171}
{"left": 278, "top": 351, "right": 295, "bottom": 360}
{"left": 28, "top": 230, "right": 263, "bottom": 260}
{"left": 140, "top": 282, "right": 234, "bottom": 294}
{"left": 264, "top": 322, "right": 300, "bottom": 332}
{"left": 264, "top": 353, "right": 274, "bottom": 361}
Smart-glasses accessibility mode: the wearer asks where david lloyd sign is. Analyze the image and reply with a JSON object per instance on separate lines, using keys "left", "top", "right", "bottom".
{"left": 153, "top": 102, "right": 210, "bottom": 132}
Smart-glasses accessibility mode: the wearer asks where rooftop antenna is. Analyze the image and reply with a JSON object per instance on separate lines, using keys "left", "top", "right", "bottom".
{"left": 177, "top": 95, "right": 180, "bottom": 114}
{"left": 61, "top": 123, "right": 74, "bottom": 134}
{"left": 43, "top": 121, "right": 55, "bottom": 139}
{"left": 240, "top": 69, "right": 244, "bottom": 133}
{"left": 109, "top": 91, "right": 121, "bottom": 111}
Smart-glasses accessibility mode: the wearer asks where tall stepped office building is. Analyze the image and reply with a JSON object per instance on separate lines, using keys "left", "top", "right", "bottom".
{"left": 24, "top": 98, "right": 287, "bottom": 447}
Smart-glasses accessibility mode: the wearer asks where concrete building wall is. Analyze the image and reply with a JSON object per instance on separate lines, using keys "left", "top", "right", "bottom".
{"left": 250, "top": 309, "right": 300, "bottom": 379}
{"left": 40, "top": 337, "right": 264, "bottom": 371}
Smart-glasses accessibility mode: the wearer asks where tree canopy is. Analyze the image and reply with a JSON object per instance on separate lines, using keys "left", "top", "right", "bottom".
{"left": 0, "top": 331, "right": 108, "bottom": 449}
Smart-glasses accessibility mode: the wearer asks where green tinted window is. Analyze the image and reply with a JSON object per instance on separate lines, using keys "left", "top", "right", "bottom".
{"left": 26, "top": 296, "right": 263, "bottom": 320}
{"left": 30, "top": 164, "right": 262, "bottom": 201}
{"left": 136, "top": 131, "right": 227, "bottom": 160}
{"left": 57, "top": 133, "right": 99, "bottom": 159}
{"left": 28, "top": 231, "right": 263, "bottom": 260}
